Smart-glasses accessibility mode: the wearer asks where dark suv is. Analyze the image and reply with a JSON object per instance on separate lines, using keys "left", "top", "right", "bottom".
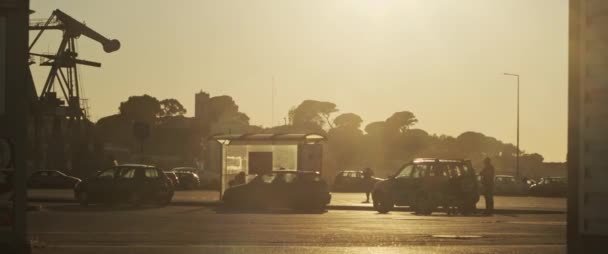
{"left": 372, "top": 159, "right": 479, "bottom": 215}
{"left": 74, "top": 164, "right": 174, "bottom": 206}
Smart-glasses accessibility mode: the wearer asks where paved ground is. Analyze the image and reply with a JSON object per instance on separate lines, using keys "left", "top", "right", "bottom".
{"left": 27, "top": 189, "right": 566, "bottom": 213}
{"left": 27, "top": 203, "right": 566, "bottom": 254}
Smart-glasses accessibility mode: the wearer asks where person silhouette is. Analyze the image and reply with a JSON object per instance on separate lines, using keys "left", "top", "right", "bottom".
{"left": 362, "top": 167, "right": 375, "bottom": 203}
{"left": 229, "top": 171, "right": 246, "bottom": 187}
{"left": 480, "top": 158, "right": 495, "bottom": 215}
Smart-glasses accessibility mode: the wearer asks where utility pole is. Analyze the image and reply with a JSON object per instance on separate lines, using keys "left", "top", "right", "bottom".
{"left": 0, "top": 0, "right": 31, "bottom": 253}
{"left": 504, "top": 73, "right": 520, "bottom": 178}
{"left": 271, "top": 76, "right": 275, "bottom": 128}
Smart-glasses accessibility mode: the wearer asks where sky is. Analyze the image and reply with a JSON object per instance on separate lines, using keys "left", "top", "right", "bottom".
{"left": 29, "top": 0, "right": 568, "bottom": 162}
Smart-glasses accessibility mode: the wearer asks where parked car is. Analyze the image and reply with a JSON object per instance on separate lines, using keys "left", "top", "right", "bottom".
{"left": 74, "top": 164, "right": 174, "bottom": 206}
{"left": 174, "top": 172, "right": 200, "bottom": 190}
{"left": 528, "top": 177, "right": 567, "bottom": 197}
{"left": 28, "top": 170, "right": 81, "bottom": 189}
{"left": 222, "top": 171, "right": 331, "bottom": 211}
{"left": 372, "top": 158, "right": 479, "bottom": 215}
{"left": 164, "top": 172, "right": 180, "bottom": 188}
{"left": 173, "top": 167, "right": 220, "bottom": 189}
{"left": 171, "top": 167, "right": 202, "bottom": 190}
{"left": 333, "top": 170, "right": 383, "bottom": 192}
{"left": 493, "top": 175, "right": 530, "bottom": 196}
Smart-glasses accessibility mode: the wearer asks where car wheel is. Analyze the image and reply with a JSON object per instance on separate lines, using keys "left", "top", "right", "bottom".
{"left": 76, "top": 191, "right": 89, "bottom": 207}
{"left": 373, "top": 192, "right": 393, "bottom": 214}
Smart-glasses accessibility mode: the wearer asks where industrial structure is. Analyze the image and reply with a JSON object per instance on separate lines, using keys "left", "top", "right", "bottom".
{"left": 27, "top": 9, "right": 120, "bottom": 175}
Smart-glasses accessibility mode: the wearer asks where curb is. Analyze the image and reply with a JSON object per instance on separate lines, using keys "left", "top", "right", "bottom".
{"left": 27, "top": 197, "right": 565, "bottom": 215}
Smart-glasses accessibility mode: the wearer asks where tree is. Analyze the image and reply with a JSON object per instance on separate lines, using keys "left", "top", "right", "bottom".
{"left": 206, "top": 95, "right": 239, "bottom": 123}
{"left": 216, "top": 111, "right": 250, "bottom": 126}
{"left": 399, "top": 129, "right": 431, "bottom": 159}
{"left": 361, "top": 121, "right": 387, "bottom": 171}
{"left": 95, "top": 114, "right": 133, "bottom": 146}
{"left": 159, "top": 98, "right": 187, "bottom": 118}
{"left": 197, "top": 95, "right": 255, "bottom": 135}
{"left": 364, "top": 121, "right": 386, "bottom": 136}
{"left": 328, "top": 114, "right": 364, "bottom": 171}
{"left": 333, "top": 113, "right": 363, "bottom": 129}
{"left": 385, "top": 111, "right": 418, "bottom": 133}
{"left": 292, "top": 100, "right": 338, "bottom": 130}
{"left": 118, "top": 95, "right": 161, "bottom": 123}
{"left": 454, "top": 131, "right": 505, "bottom": 158}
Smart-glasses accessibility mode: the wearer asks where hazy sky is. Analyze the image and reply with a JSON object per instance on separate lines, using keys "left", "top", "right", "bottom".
{"left": 29, "top": 0, "right": 568, "bottom": 162}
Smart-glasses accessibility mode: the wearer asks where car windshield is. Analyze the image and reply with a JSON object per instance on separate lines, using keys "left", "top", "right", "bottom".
{"left": 97, "top": 169, "right": 116, "bottom": 179}
{"left": 257, "top": 173, "right": 276, "bottom": 184}
{"left": 119, "top": 168, "right": 137, "bottom": 179}
{"left": 395, "top": 164, "right": 414, "bottom": 179}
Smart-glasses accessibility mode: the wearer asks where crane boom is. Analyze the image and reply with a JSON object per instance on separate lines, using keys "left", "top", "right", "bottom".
{"left": 29, "top": 9, "right": 120, "bottom": 118}
{"left": 52, "top": 9, "right": 120, "bottom": 53}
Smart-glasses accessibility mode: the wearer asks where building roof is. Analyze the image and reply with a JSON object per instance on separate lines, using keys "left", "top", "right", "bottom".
{"left": 116, "top": 164, "right": 156, "bottom": 168}
{"left": 412, "top": 158, "right": 466, "bottom": 163}
{"left": 210, "top": 133, "right": 326, "bottom": 145}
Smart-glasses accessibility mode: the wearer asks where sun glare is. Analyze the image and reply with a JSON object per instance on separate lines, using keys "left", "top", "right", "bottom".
{"left": 346, "top": 0, "right": 392, "bottom": 18}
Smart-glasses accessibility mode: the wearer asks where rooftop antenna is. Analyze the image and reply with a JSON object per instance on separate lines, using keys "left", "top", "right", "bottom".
{"left": 271, "top": 76, "right": 275, "bottom": 127}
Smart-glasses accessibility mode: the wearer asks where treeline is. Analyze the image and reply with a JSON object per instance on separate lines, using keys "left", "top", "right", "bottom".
{"left": 94, "top": 93, "right": 548, "bottom": 178}
{"left": 264, "top": 100, "right": 545, "bottom": 178}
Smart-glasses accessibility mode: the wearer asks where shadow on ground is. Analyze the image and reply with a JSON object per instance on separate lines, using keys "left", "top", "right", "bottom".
{"left": 43, "top": 204, "right": 162, "bottom": 213}
{"left": 214, "top": 206, "right": 327, "bottom": 215}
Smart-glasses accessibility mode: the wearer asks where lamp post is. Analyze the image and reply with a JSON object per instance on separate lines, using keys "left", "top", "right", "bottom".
{"left": 504, "top": 73, "right": 520, "bottom": 178}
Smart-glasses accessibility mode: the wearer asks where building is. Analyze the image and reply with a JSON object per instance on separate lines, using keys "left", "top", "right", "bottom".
{"left": 568, "top": 0, "right": 608, "bottom": 252}
{"left": 194, "top": 91, "right": 210, "bottom": 120}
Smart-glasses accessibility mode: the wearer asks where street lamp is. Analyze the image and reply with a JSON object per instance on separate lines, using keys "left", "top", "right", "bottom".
{"left": 503, "top": 73, "right": 520, "bottom": 178}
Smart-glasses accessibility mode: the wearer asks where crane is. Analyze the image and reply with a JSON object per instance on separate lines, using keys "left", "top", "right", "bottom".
{"left": 27, "top": 9, "right": 120, "bottom": 172}
{"left": 29, "top": 9, "right": 120, "bottom": 118}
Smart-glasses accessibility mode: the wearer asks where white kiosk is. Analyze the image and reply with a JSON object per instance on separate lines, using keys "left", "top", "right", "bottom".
{"left": 209, "top": 133, "right": 326, "bottom": 197}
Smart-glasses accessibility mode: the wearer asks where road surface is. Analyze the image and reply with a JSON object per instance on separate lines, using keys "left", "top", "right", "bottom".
{"left": 27, "top": 189, "right": 567, "bottom": 212}
{"left": 27, "top": 202, "right": 565, "bottom": 254}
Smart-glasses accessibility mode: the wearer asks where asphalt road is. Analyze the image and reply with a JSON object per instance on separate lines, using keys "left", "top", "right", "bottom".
{"left": 26, "top": 189, "right": 567, "bottom": 212}
{"left": 27, "top": 203, "right": 566, "bottom": 254}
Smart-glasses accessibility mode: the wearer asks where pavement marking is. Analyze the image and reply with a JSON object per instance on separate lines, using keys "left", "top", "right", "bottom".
{"left": 431, "top": 235, "right": 483, "bottom": 239}
{"left": 30, "top": 244, "right": 567, "bottom": 254}
{"left": 505, "top": 221, "right": 566, "bottom": 226}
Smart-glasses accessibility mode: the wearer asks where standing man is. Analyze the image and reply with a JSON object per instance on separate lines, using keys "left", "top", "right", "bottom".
{"left": 480, "top": 158, "right": 495, "bottom": 215}
{"left": 362, "top": 167, "right": 375, "bottom": 203}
